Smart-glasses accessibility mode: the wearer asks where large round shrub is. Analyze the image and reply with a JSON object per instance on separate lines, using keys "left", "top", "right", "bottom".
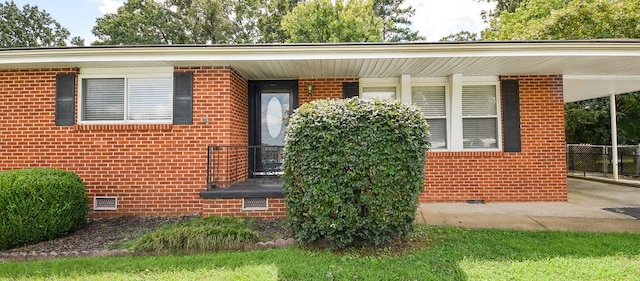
{"left": 283, "top": 98, "right": 430, "bottom": 248}
{"left": 0, "top": 168, "right": 89, "bottom": 250}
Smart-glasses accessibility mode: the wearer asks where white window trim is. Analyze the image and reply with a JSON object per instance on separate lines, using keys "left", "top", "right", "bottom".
{"left": 458, "top": 79, "right": 502, "bottom": 151}
{"left": 359, "top": 78, "right": 399, "bottom": 99}
{"left": 78, "top": 67, "right": 174, "bottom": 125}
{"left": 410, "top": 81, "right": 449, "bottom": 150}
{"left": 403, "top": 74, "right": 501, "bottom": 152}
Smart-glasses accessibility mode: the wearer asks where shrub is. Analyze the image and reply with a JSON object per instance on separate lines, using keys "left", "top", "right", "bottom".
{"left": 283, "top": 98, "right": 430, "bottom": 248}
{"left": 0, "top": 168, "right": 89, "bottom": 251}
{"left": 134, "top": 216, "right": 258, "bottom": 254}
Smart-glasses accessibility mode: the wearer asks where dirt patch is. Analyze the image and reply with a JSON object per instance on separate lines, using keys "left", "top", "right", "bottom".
{"left": 1, "top": 216, "right": 292, "bottom": 256}
{"left": 2, "top": 216, "right": 199, "bottom": 254}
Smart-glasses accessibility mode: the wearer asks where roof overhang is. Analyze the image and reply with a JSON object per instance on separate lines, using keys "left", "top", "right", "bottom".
{"left": 2, "top": 40, "right": 640, "bottom": 103}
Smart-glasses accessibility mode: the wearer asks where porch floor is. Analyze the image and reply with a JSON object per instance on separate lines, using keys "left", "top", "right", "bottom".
{"left": 200, "top": 178, "right": 283, "bottom": 199}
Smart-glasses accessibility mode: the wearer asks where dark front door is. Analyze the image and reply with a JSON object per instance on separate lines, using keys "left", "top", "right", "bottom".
{"left": 248, "top": 80, "right": 298, "bottom": 176}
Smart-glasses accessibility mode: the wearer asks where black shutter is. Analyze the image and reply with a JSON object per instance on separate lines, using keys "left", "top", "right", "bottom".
{"left": 342, "top": 82, "right": 359, "bottom": 99}
{"left": 173, "top": 72, "right": 193, "bottom": 125}
{"left": 502, "top": 80, "right": 521, "bottom": 152}
{"left": 55, "top": 74, "right": 75, "bottom": 126}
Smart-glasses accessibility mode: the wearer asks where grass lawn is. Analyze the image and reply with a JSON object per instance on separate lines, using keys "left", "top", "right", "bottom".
{"left": 1, "top": 226, "right": 639, "bottom": 281}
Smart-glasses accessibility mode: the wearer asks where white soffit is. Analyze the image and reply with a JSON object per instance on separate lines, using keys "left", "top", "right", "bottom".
{"left": 563, "top": 75, "right": 640, "bottom": 102}
{"left": 3, "top": 41, "right": 640, "bottom": 102}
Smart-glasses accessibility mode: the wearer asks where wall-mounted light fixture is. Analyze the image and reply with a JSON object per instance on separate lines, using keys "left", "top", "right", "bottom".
{"left": 306, "top": 84, "right": 313, "bottom": 96}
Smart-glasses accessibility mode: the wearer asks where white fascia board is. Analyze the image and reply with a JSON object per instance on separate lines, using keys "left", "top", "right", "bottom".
{"left": 80, "top": 67, "right": 173, "bottom": 75}
{"left": 3, "top": 42, "right": 640, "bottom": 66}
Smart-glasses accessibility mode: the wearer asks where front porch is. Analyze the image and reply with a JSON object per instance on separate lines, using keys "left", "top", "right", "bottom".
{"left": 200, "top": 145, "right": 284, "bottom": 199}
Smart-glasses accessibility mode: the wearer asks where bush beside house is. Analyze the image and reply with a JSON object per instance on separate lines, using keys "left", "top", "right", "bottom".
{"left": 283, "top": 98, "right": 430, "bottom": 248}
{"left": 0, "top": 168, "right": 89, "bottom": 251}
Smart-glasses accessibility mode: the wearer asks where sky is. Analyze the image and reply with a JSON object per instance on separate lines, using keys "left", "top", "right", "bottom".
{"left": 10, "top": 0, "right": 496, "bottom": 43}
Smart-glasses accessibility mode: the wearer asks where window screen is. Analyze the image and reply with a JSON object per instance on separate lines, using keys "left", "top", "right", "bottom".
{"left": 412, "top": 86, "right": 447, "bottom": 149}
{"left": 82, "top": 77, "right": 172, "bottom": 122}
{"left": 462, "top": 85, "right": 498, "bottom": 149}
{"left": 128, "top": 78, "right": 173, "bottom": 120}
{"left": 83, "top": 78, "right": 125, "bottom": 121}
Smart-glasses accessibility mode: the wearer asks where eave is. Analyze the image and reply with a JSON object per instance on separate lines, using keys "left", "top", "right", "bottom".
{"left": 2, "top": 40, "right": 640, "bottom": 102}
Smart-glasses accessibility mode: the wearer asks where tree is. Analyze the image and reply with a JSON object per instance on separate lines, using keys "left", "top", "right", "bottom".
{"left": 70, "top": 36, "right": 85, "bottom": 47}
{"left": 281, "top": 0, "right": 383, "bottom": 43}
{"left": 0, "top": 1, "right": 70, "bottom": 47}
{"left": 92, "top": 0, "right": 180, "bottom": 45}
{"left": 167, "top": 0, "right": 261, "bottom": 44}
{"left": 92, "top": 0, "right": 262, "bottom": 45}
{"left": 483, "top": 0, "right": 640, "bottom": 40}
{"left": 439, "top": 31, "right": 479, "bottom": 42}
{"left": 372, "top": 0, "right": 423, "bottom": 41}
{"left": 565, "top": 93, "right": 640, "bottom": 145}
{"left": 258, "top": 0, "right": 303, "bottom": 43}
{"left": 476, "top": 0, "right": 524, "bottom": 22}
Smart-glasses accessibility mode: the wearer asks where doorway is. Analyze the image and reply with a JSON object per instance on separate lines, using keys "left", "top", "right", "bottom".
{"left": 248, "top": 80, "right": 298, "bottom": 176}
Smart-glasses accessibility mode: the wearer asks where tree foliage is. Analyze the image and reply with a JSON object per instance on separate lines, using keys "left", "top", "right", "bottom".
{"left": 565, "top": 94, "right": 640, "bottom": 145}
{"left": 92, "top": 0, "right": 261, "bottom": 45}
{"left": 439, "top": 31, "right": 479, "bottom": 42}
{"left": 92, "top": 0, "right": 177, "bottom": 45}
{"left": 281, "top": 0, "right": 383, "bottom": 43}
{"left": 373, "top": 0, "right": 423, "bottom": 41}
{"left": 483, "top": 0, "right": 640, "bottom": 40}
{"left": 477, "top": 0, "right": 524, "bottom": 22}
{"left": 0, "top": 1, "right": 70, "bottom": 47}
{"left": 92, "top": 0, "right": 421, "bottom": 44}
{"left": 258, "top": 0, "right": 303, "bottom": 43}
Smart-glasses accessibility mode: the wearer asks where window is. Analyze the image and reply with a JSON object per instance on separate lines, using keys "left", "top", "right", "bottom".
{"left": 412, "top": 85, "right": 447, "bottom": 149}
{"left": 80, "top": 72, "right": 173, "bottom": 123}
{"left": 361, "top": 86, "right": 397, "bottom": 100}
{"left": 462, "top": 85, "right": 498, "bottom": 149}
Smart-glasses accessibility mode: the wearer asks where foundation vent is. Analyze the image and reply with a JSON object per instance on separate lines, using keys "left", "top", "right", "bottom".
{"left": 94, "top": 196, "right": 118, "bottom": 210}
{"left": 242, "top": 197, "right": 268, "bottom": 211}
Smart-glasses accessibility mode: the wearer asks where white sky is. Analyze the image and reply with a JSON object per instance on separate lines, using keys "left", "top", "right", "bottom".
{"left": 10, "top": 0, "right": 496, "bottom": 43}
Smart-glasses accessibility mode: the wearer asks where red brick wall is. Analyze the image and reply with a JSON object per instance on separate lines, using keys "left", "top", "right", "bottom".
{"left": 202, "top": 198, "right": 286, "bottom": 219}
{"left": 298, "top": 78, "right": 359, "bottom": 106}
{"left": 0, "top": 66, "right": 255, "bottom": 218}
{"left": 420, "top": 75, "right": 567, "bottom": 202}
{"left": 1, "top": 69, "right": 566, "bottom": 219}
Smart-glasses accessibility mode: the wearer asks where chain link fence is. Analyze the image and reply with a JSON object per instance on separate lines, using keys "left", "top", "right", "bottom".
{"left": 566, "top": 144, "right": 640, "bottom": 177}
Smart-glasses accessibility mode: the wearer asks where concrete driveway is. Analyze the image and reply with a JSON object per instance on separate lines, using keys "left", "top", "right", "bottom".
{"left": 416, "top": 177, "right": 640, "bottom": 232}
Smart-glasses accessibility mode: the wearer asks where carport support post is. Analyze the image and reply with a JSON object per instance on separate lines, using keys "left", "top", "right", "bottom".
{"left": 610, "top": 94, "right": 619, "bottom": 181}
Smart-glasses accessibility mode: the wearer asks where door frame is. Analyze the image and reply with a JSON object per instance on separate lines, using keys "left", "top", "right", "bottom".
{"left": 248, "top": 80, "right": 299, "bottom": 146}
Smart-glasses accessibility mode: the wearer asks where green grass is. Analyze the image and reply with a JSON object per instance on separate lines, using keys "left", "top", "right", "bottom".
{"left": 4, "top": 264, "right": 278, "bottom": 281}
{"left": 1, "top": 226, "right": 639, "bottom": 280}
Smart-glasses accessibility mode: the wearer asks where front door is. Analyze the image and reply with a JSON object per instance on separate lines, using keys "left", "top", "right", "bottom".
{"left": 248, "top": 80, "right": 298, "bottom": 176}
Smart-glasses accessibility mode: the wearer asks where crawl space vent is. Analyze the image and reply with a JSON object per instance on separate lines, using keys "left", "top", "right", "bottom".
{"left": 242, "top": 197, "right": 268, "bottom": 211}
{"left": 94, "top": 196, "right": 118, "bottom": 211}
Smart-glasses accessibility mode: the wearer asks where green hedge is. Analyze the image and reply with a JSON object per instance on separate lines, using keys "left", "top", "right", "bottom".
{"left": 0, "top": 168, "right": 89, "bottom": 251}
{"left": 283, "top": 98, "right": 430, "bottom": 248}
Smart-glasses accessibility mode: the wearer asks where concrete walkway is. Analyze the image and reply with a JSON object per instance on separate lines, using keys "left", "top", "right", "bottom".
{"left": 415, "top": 178, "right": 640, "bottom": 233}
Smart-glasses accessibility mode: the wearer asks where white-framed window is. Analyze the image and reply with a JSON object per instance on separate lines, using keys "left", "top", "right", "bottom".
{"left": 408, "top": 75, "right": 500, "bottom": 151}
{"left": 462, "top": 84, "right": 499, "bottom": 149}
{"left": 411, "top": 85, "right": 448, "bottom": 150}
{"left": 360, "top": 78, "right": 398, "bottom": 100}
{"left": 79, "top": 68, "right": 173, "bottom": 124}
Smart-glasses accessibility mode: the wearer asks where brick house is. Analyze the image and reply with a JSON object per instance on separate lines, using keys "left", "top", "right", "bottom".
{"left": 2, "top": 41, "right": 639, "bottom": 218}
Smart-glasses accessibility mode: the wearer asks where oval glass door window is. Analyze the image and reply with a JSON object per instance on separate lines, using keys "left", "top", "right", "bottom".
{"left": 266, "top": 96, "right": 284, "bottom": 139}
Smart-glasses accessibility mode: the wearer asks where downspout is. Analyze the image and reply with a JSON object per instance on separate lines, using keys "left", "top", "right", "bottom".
{"left": 610, "top": 94, "right": 619, "bottom": 181}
